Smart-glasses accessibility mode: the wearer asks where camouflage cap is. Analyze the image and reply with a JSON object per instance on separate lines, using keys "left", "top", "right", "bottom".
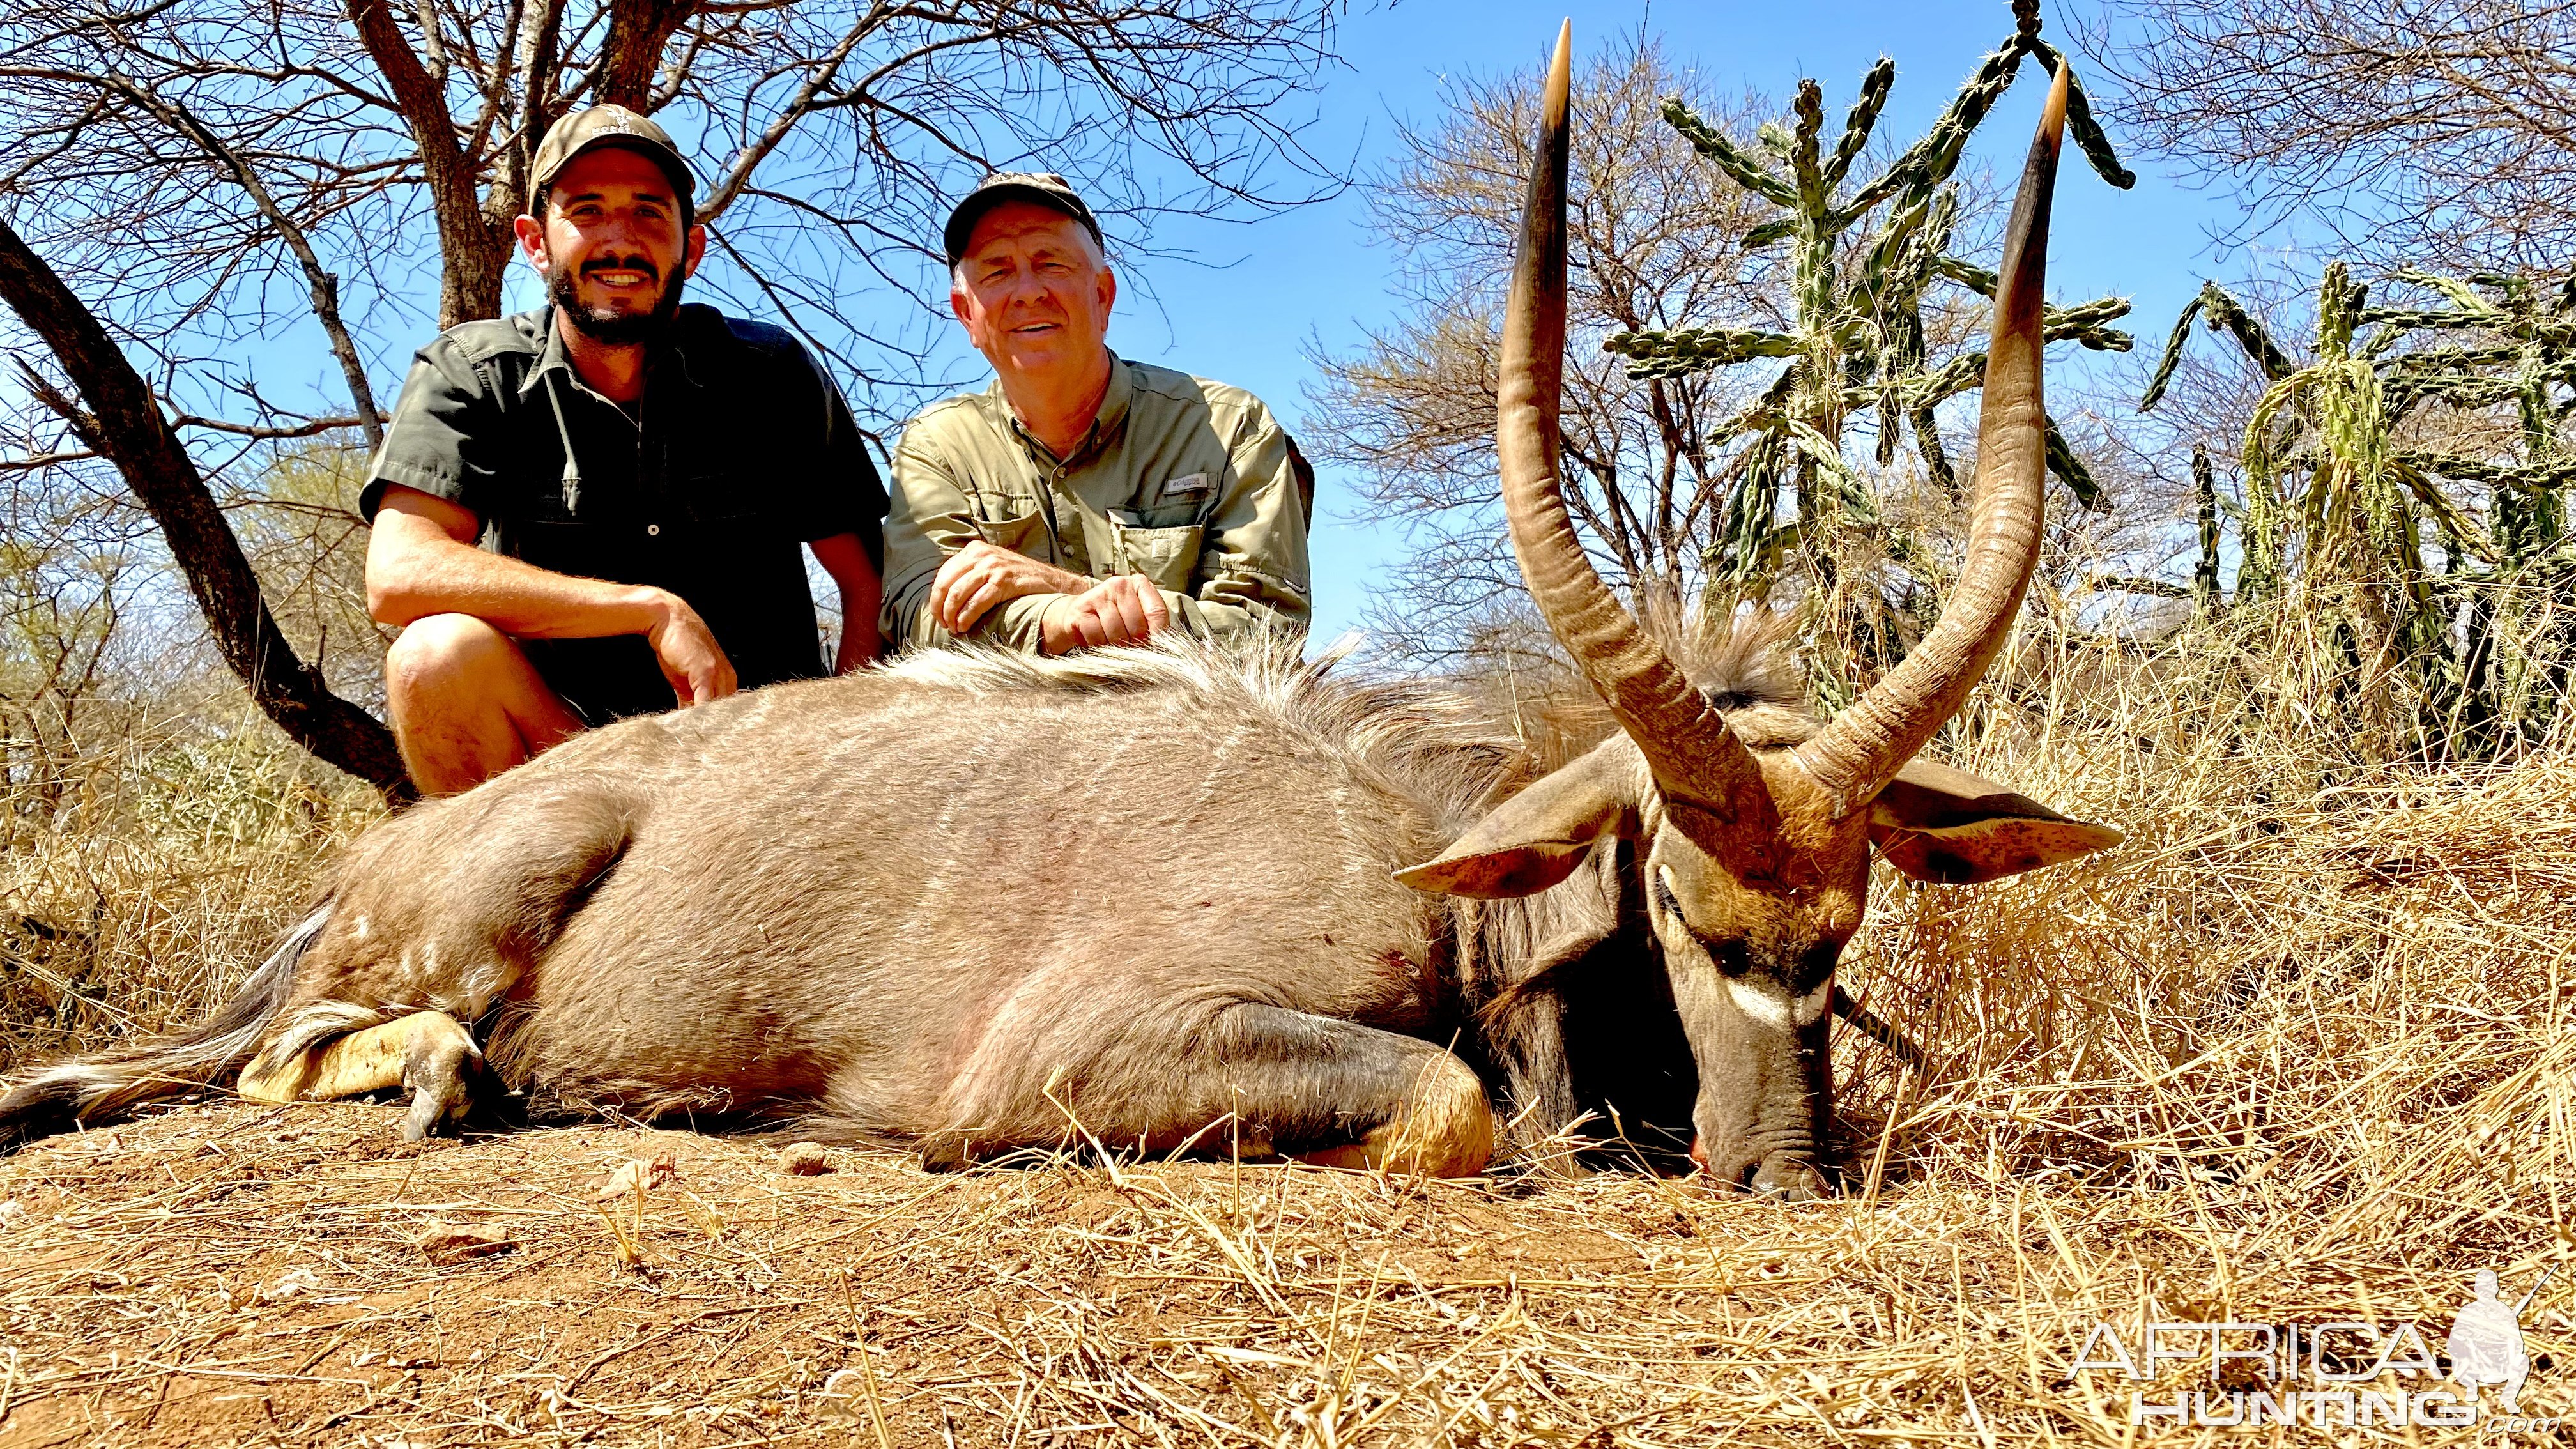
{"left": 530, "top": 105, "right": 696, "bottom": 210}
{"left": 943, "top": 172, "right": 1104, "bottom": 266}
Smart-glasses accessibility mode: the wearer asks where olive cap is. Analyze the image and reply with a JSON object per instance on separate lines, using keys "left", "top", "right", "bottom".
{"left": 943, "top": 172, "right": 1103, "bottom": 266}
{"left": 530, "top": 105, "right": 696, "bottom": 210}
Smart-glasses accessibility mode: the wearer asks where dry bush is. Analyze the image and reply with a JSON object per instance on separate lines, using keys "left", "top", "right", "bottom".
{"left": 1860, "top": 599, "right": 2573, "bottom": 1218}
{"left": 0, "top": 707, "right": 378, "bottom": 1077}
{"left": 0, "top": 611, "right": 2568, "bottom": 1443}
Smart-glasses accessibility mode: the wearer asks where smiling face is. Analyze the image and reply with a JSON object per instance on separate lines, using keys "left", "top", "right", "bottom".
{"left": 949, "top": 201, "right": 1116, "bottom": 386}
{"left": 516, "top": 146, "right": 703, "bottom": 344}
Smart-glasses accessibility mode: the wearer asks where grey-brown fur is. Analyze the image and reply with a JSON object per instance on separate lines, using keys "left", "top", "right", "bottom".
{"left": 1, "top": 628, "right": 1811, "bottom": 1167}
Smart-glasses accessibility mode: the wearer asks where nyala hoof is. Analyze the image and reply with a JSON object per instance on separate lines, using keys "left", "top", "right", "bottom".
{"left": 1294, "top": 1055, "right": 1496, "bottom": 1178}
{"left": 240, "top": 1010, "right": 484, "bottom": 1141}
{"left": 399, "top": 1018, "right": 485, "bottom": 1142}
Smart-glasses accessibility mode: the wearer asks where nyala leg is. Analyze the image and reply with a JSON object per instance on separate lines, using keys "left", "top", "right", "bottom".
{"left": 932, "top": 1004, "right": 1499, "bottom": 1179}
{"left": 238, "top": 1009, "right": 485, "bottom": 1140}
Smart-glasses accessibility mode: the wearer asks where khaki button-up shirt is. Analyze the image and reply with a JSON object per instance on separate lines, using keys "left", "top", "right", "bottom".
{"left": 880, "top": 356, "right": 1310, "bottom": 652}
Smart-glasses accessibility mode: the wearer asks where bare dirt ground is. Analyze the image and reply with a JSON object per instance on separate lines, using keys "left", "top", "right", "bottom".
{"left": 0, "top": 1102, "right": 1811, "bottom": 1448}
{"left": 3, "top": 1091, "right": 2556, "bottom": 1448}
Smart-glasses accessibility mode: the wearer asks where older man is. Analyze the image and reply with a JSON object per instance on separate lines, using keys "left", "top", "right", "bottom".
{"left": 363, "top": 106, "right": 886, "bottom": 795}
{"left": 880, "top": 172, "right": 1310, "bottom": 654}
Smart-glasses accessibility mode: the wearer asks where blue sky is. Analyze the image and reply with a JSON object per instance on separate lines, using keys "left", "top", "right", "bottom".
{"left": 237, "top": 0, "right": 2296, "bottom": 642}
{"left": 1080, "top": 0, "right": 2271, "bottom": 639}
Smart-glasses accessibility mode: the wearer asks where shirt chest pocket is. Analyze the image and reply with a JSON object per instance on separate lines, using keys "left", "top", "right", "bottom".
{"left": 1108, "top": 513, "right": 1205, "bottom": 594}
{"left": 971, "top": 507, "right": 1051, "bottom": 558}
{"left": 675, "top": 459, "right": 772, "bottom": 527}
{"left": 493, "top": 518, "right": 620, "bottom": 582}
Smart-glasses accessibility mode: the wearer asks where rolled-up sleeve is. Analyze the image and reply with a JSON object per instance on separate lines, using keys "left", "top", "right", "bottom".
{"left": 1169, "top": 408, "right": 1310, "bottom": 641}
{"left": 360, "top": 341, "right": 502, "bottom": 522}
{"left": 879, "top": 428, "right": 1053, "bottom": 654}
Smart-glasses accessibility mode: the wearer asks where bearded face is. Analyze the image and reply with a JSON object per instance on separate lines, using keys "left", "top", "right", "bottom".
{"left": 521, "top": 145, "right": 698, "bottom": 347}
{"left": 547, "top": 247, "right": 686, "bottom": 345}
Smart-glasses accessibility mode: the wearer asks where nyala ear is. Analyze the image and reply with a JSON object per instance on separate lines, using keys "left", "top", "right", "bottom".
{"left": 1395, "top": 740, "right": 1639, "bottom": 899}
{"left": 1868, "top": 756, "right": 2124, "bottom": 885}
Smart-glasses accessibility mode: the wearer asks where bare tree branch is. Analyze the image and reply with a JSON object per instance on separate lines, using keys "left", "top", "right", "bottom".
{"left": 344, "top": 0, "right": 512, "bottom": 325}
{"left": 696, "top": 10, "right": 882, "bottom": 223}
{"left": 172, "top": 413, "right": 367, "bottom": 440}
{"left": 0, "top": 449, "right": 100, "bottom": 472}
{"left": 2081, "top": 0, "right": 2576, "bottom": 269}
{"left": 84, "top": 73, "right": 387, "bottom": 448}
{"left": 0, "top": 217, "right": 410, "bottom": 797}
{"left": 602, "top": 0, "right": 699, "bottom": 108}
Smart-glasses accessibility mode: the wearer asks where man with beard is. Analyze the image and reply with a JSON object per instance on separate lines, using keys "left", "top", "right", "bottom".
{"left": 362, "top": 106, "right": 887, "bottom": 795}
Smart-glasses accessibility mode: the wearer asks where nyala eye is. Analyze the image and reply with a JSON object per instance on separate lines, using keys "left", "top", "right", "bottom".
{"left": 1711, "top": 939, "right": 1752, "bottom": 977}
{"left": 1656, "top": 870, "right": 1751, "bottom": 975}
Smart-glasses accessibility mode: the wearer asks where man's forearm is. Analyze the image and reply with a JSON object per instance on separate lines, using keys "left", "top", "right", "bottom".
{"left": 369, "top": 533, "right": 676, "bottom": 640}
{"left": 808, "top": 532, "right": 882, "bottom": 671}
{"left": 837, "top": 569, "right": 882, "bottom": 671}
{"left": 885, "top": 560, "right": 1078, "bottom": 653}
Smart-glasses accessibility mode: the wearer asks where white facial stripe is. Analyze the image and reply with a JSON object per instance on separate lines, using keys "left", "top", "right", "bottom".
{"left": 1726, "top": 980, "right": 1793, "bottom": 1029}
{"left": 1794, "top": 979, "right": 1834, "bottom": 1027}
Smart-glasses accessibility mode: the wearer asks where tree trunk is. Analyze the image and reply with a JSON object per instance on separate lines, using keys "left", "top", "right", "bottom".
{"left": 602, "top": 0, "right": 698, "bottom": 109}
{"left": 346, "top": 0, "right": 511, "bottom": 326}
{"left": 0, "top": 218, "right": 415, "bottom": 801}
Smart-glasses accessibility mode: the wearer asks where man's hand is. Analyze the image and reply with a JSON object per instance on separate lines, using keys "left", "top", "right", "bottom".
{"left": 928, "top": 540, "right": 1089, "bottom": 634}
{"left": 1039, "top": 574, "right": 1172, "bottom": 654}
{"left": 644, "top": 590, "right": 737, "bottom": 704}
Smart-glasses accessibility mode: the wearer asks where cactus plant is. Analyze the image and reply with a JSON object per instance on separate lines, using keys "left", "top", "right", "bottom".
{"left": 1603, "top": 1, "right": 2135, "bottom": 705}
{"left": 2143, "top": 265, "right": 2576, "bottom": 756}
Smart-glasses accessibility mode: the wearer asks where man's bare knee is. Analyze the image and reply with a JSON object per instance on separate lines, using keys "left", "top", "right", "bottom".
{"left": 385, "top": 614, "right": 580, "bottom": 795}
{"left": 386, "top": 613, "right": 513, "bottom": 704}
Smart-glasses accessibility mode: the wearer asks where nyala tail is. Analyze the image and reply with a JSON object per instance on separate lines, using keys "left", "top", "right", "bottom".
{"left": 0, "top": 905, "right": 328, "bottom": 1152}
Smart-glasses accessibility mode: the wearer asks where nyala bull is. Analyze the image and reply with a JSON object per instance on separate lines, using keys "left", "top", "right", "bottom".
{"left": 0, "top": 30, "right": 2115, "bottom": 1195}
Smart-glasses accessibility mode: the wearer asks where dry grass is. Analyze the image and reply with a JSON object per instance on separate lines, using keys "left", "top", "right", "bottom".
{"left": 2, "top": 612, "right": 2571, "bottom": 1446}
{"left": 0, "top": 712, "right": 376, "bottom": 1078}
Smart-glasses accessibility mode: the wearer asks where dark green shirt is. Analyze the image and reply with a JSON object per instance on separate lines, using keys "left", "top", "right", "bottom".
{"left": 363, "top": 303, "right": 887, "bottom": 723}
